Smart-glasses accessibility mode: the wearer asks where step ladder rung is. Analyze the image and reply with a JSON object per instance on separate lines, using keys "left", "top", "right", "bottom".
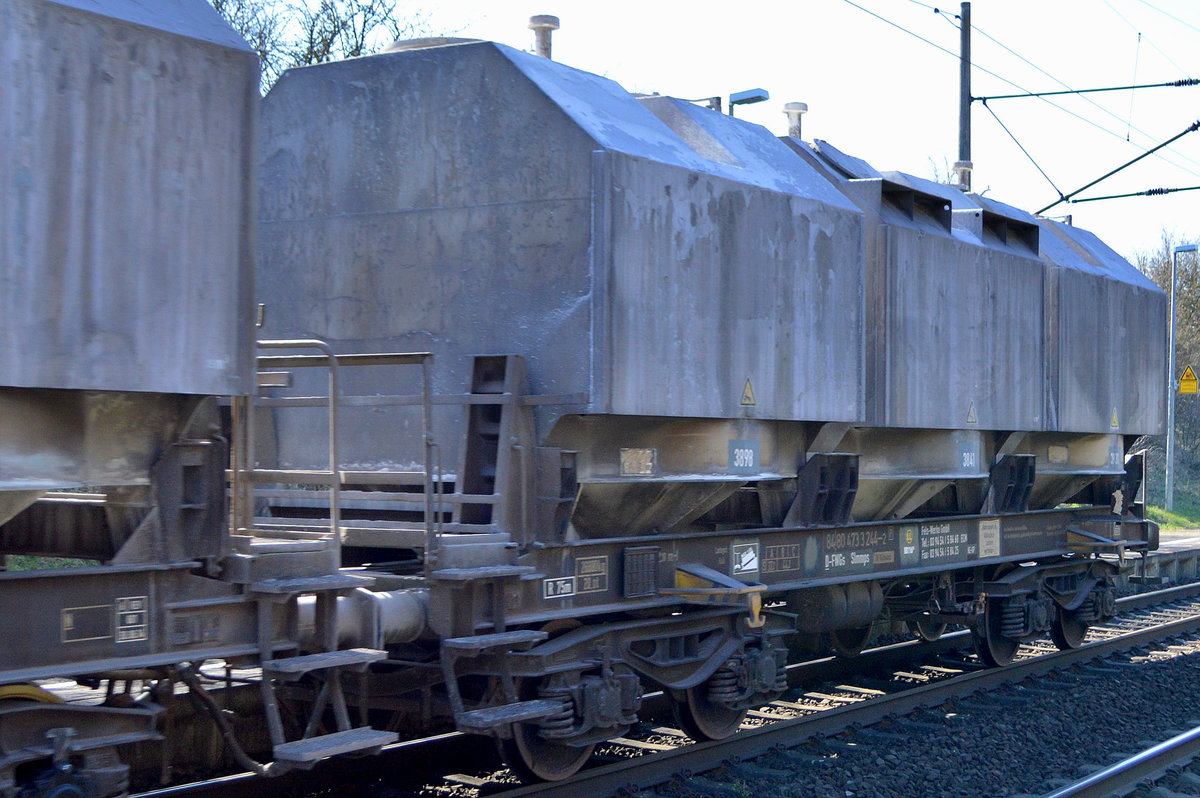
{"left": 443, "top": 629, "right": 547, "bottom": 653}
{"left": 251, "top": 573, "right": 375, "bottom": 594}
{"left": 455, "top": 699, "right": 560, "bottom": 734}
{"left": 264, "top": 648, "right": 386, "bottom": 678}
{"left": 232, "top": 535, "right": 332, "bottom": 554}
{"left": 272, "top": 727, "right": 398, "bottom": 764}
{"left": 429, "top": 565, "right": 535, "bottom": 581}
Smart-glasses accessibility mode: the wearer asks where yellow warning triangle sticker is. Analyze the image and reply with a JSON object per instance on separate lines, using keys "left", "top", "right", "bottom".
{"left": 965, "top": 401, "right": 977, "bottom": 425}
{"left": 1181, "top": 366, "right": 1199, "bottom": 395}
{"left": 1110, "top": 407, "right": 1120, "bottom": 429}
{"left": 740, "top": 378, "right": 756, "bottom": 406}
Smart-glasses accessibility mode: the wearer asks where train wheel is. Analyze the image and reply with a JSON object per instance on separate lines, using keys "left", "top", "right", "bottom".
{"left": 499, "top": 724, "right": 595, "bottom": 782}
{"left": 1049, "top": 608, "right": 1088, "bottom": 650}
{"left": 906, "top": 617, "right": 947, "bottom": 642}
{"left": 971, "top": 597, "right": 1019, "bottom": 667}
{"left": 670, "top": 686, "right": 746, "bottom": 741}
{"left": 497, "top": 669, "right": 594, "bottom": 782}
{"left": 829, "top": 625, "right": 873, "bottom": 658}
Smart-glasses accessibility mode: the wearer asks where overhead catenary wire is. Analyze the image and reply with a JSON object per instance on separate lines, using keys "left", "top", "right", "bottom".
{"left": 1037, "top": 120, "right": 1200, "bottom": 214}
{"left": 907, "top": 0, "right": 1200, "bottom": 177}
{"left": 840, "top": 0, "right": 961, "bottom": 61}
{"left": 839, "top": 0, "right": 1200, "bottom": 180}
{"left": 903, "top": 0, "right": 954, "bottom": 14}
{"left": 1134, "top": 0, "right": 1200, "bottom": 36}
{"left": 1127, "top": 32, "right": 1142, "bottom": 140}
{"left": 967, "top": 18, "right": 1200, "bottom": 176}
{"left": 1071, "top": 184, "right": 1200, "bottom": 203}
{"left": 980, "top": 99, "right": 1064, "bottom": 199}
{"left": 1105, "top": 0, "right": 1191, "bottom": 76}
{"left": 976, "top": 77, "right": 1199, "bottom": 102}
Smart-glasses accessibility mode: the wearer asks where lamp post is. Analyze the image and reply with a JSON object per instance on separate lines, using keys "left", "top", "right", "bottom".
{"left": 1167, "top": 243, "right": 1198, "bottom": 511}
{"left": 727, "top": 88, "right": 769, "bottom": 117}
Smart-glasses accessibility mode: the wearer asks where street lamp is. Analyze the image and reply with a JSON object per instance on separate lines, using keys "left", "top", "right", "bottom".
{"left": 1166, "top": 243, "right": 1198, "bottom": 511}
{"left": 728, "top": 88, "right": 769, "bottom": 116}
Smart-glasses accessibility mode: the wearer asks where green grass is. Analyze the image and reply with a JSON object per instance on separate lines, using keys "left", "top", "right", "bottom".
{"left": 1147, "top": 500, "right": 1200, "bottom": 530}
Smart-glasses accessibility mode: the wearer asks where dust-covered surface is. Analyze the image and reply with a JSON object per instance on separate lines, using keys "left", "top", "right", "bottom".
{"left": 41, "top": 0, "right": 253, "bottom": 50}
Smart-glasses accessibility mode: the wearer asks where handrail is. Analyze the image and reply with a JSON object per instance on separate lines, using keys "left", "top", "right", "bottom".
{"left": 245, "top": 343, "right": 442, "bottom": 567}
{"left": 422, "top": 355, "right": 442, "bottom": 565}
{"left": 256, "top": 340, "right": 343, "bottom": 539}
{"left": 256, "top": 352, "right": 431, "bottom": 369}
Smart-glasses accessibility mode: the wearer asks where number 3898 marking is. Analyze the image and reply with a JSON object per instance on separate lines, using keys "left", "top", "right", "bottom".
{"left": 729, "top": 439, "right": 760, "bottom": 472}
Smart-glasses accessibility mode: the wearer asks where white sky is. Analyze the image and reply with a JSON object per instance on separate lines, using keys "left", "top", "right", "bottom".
{"left": 418, "top": 0, "right": 1200, "bottom": 259}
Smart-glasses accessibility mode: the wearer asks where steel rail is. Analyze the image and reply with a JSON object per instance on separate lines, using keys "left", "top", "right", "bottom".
{"left": 131, "top": 581, "right": 1200, "bottom": 798}
{"left": 1039, "top": 723, "right": 1200, "bottom": 797}
{"left": 492, "top": 592, "right": 1200, "bottom": 797}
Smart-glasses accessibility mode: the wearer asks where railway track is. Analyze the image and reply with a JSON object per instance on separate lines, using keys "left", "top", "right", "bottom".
{"left": 1039, "top": 723, "right": 1200, "bottom": 798}
{"left": 131, "top": 581, "right": 1200, "bottom": 798}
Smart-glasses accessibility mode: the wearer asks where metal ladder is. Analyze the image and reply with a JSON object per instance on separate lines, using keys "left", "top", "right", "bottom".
{"left": 229, "top": 339, "right": 437, "bottom": 765}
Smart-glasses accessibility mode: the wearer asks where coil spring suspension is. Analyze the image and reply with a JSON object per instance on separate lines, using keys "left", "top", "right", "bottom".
{"left": 1000, "top": 600, "right": 1026, "bottom": 638}
{"left": 1077, "top": 594, "right": 1096, "bottom": 620}
{"left": 1075, "top": 584, "right": 1115, "bottom": 622}
{"left": 536, "top": 687, "right": 576, "bottom": 738}
{"left": 706, "top": 664, "right": 741, "bottom": 708}
{"left": 772, "top": 654, "right": 788, "bottom": 693}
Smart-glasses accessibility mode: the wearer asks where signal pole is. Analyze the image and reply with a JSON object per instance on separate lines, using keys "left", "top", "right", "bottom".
{"left": 954, "top": 1, "right": 973, "bottom": 190}
{"left": 1167, "top": 243, "right": 1199, "bottom": 511}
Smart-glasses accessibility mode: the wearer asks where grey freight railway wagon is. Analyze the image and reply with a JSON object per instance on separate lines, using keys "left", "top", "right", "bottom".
{"left": 245, "top": 37, "right": 1165, "bottom": 781}
{"left": 257, "top": 39, "right": 1164, "bottom": 538}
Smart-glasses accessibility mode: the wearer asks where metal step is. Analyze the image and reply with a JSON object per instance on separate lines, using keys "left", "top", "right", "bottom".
{"left": 231, "top": 535, "right": 332, "bottom": 555}
{"left": 251, "top": 573, "right": 375, "bottom": 594}
{"left": 455, "top": 699, "right": 561, "bottom": 735}
{"left": 428, "top": 565, "right": 535, "bottom": 581}
{"left": 264, "top": 648, "right": 386, "bottom": 679}
{"left": 252, "top": 517, "right": 427, "bottom": 548}
{"left": 257, "top": 518, "right": 497, "bottom": 537}
{"left": 272, "top": 727, "right": 398, "bottom": 764}
{"left": 442, "top": 630, "right": 547, "bottom": 653}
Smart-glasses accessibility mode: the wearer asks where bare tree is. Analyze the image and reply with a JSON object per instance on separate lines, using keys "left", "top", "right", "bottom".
{"left": 210, "top": 0, "right": 288, "bottom": 87}
{"left": 1134, "top": 231, "right": 1200, "bottom": 510}
{"left": 210, "top": 0, "right": 436, "bottom": 90}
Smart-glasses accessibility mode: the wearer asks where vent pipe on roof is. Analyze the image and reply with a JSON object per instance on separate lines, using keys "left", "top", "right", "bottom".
{"left": 783, "top": 102, "right": 808, "bottom": 139}
{"left": 529, "top": 15, "right": 560, "bottom": 59}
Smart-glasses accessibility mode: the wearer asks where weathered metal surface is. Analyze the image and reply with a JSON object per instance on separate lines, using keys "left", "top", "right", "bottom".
{"left": 881, "top": 220, "right": 1044, "bottom": 430}
{"left": 470, "top": 507, "right": 1141, "bottom": 629}
{"left": 803, "top": 158, "right": 1047, "bottom": 432}
{"left": 606, "top": 100, "right": 864, "bottom": 420}
{"left": 798, "top": 140, "right": 1165, "bottom": 437}
{"left": 0, "top": 390, "right": 197, "bottom": 490}
{"left": 257, "top": 41, "right": 865, "bottom": 474}
{"left": 0, "top": 566, "right": 264, "bottom": 684}
{"left": 1, "top": 0, "right": 257, "bottom": 396}
{"left": 0, "top": 389, "right": 203, "bottom": 530}
{"left": 845, "top": 428, "right": 987, "bottom": 521}
{"left": 1040, "top": 220, "right": 1166, "bottom": 434}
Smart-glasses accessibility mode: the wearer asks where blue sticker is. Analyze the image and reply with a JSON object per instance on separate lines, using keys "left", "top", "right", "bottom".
{"left": 729, "top": 439, "right": 760, "bottom": 473}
